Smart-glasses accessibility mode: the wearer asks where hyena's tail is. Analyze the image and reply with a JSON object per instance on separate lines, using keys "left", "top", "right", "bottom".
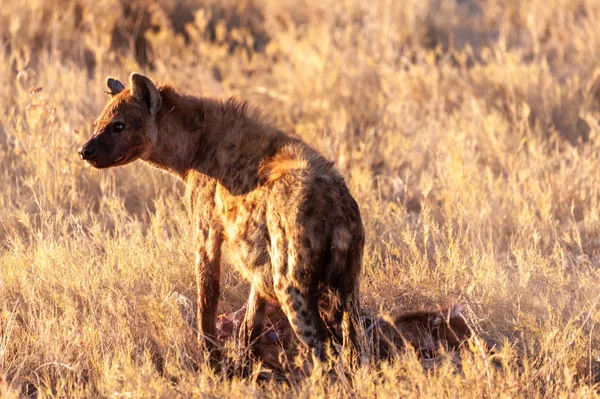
{"left": 329, "top": 224, "right": 364, "bottom": 366}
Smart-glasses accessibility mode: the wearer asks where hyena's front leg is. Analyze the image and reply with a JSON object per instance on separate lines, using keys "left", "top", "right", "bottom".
{"left": 238, "top": 284, "right": 268, "bottom": 350}
{"left": 195, "top": 227, "right": 223, "bottom": 365}
{"left": 236, "top": 284, "right": 267, "bottom": 375}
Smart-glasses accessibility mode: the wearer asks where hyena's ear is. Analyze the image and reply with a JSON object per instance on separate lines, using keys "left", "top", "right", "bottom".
{"left": 129, "top": 73, "right": 162, "bottom": 115}
{"left": 106, "top": 78, "right": 125, "bottom": 96}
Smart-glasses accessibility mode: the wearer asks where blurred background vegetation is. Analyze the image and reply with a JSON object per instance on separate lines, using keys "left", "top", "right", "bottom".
{"left": 1, "top": 0, "right": 600, "bottom": 397}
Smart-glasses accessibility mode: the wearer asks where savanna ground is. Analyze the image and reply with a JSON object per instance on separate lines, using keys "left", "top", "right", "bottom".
{"left": 1, "top": 0, "right": 600, "bottom": 397}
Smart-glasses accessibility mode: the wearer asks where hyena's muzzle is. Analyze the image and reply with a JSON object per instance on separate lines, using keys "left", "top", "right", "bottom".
{"left": 78, "top": 135, "right": 123, "bottom": 168}
{"left": 78, "top": 126, "right": 144, "bottom": 169}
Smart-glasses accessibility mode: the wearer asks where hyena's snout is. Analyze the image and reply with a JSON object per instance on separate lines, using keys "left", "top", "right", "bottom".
{"left": 78, "top": 134, "right": 140, "bottom": 169}
{"left": 78, "top": 140, "right": 97, "bottom": 161}
{"left": 78, "top": 136, "right": 112, "bottom": 167}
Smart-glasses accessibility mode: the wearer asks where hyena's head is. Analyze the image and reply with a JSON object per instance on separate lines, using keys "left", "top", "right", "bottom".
{"left": 78, "top": 73, "right": 162, "bottom": 168}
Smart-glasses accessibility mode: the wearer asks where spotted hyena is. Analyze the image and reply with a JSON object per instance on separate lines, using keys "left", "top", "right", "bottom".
{"left": 79, "top": 73, "right": 365, "bottom": 367}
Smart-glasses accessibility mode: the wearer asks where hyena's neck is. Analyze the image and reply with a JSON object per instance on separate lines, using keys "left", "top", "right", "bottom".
{"left": 142, "top": 87, "right": 287, "bottom": 191}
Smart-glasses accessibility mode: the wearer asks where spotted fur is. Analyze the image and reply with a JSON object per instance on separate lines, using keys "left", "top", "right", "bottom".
{"left": 79, "top": 73, "right": 365, "bottom": 367}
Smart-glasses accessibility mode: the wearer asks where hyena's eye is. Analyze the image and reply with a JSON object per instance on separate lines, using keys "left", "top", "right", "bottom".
{"left": 112, "top": 122, "right": 125, "bottom": 133}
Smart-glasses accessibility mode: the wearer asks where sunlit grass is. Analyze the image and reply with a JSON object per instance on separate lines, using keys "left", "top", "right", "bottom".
{"left": 1, "top": 0, "right": 600, "bottom": 396}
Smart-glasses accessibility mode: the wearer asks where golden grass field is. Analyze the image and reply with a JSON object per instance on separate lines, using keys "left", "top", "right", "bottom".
{"left": 1, "top": 0, "right": 600, "bottom": 397}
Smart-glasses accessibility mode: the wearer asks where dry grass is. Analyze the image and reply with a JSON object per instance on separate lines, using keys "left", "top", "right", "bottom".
{"left": 1, "top": 0, "right": 600, "bottom": 397}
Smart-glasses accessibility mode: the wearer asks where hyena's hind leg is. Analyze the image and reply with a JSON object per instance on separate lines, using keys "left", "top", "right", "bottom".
{"left": 275, "top": 284, "right": 332, "bottom": 365}
{"left": 267, "top": 203, "right": 337, "bottom": 368}
{"left": 325, "top": 283, "right": 361, "bottom": 366}
{"left": 329, "top": 224, "right": 364, "bottom": 367}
